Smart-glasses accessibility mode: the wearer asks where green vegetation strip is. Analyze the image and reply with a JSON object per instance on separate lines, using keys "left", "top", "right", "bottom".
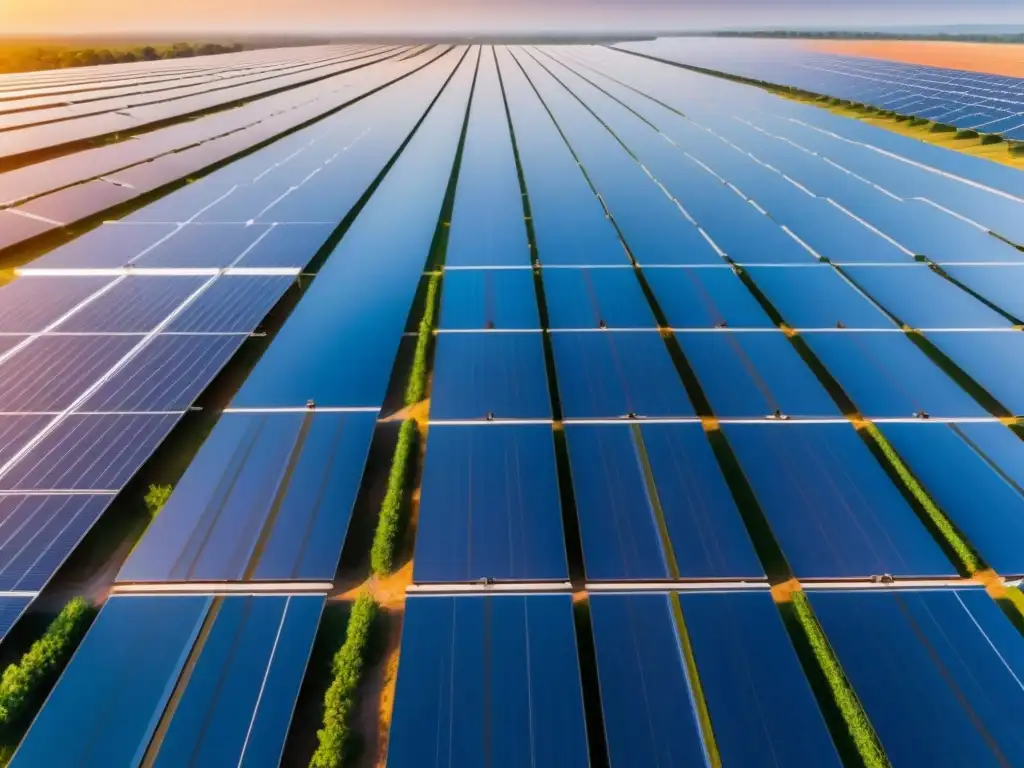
{"left": 310, "top": 593, "right": 378, "bottom": 768}
{"left": 144, "top": 483, "right": 173, "bottom": 519}
{"left": 404, "top": 273, "right": 441, "bottom": 406}
{"left": 863, "top": 423, "right": 980, "bottom": 574}
{"left": 0, "top": 598, "right": 96, "bottom": 732}
{"left": 370, "top": 420, "right": 418, "bottom": 577}
{"left": 0, "top": 42, "right": 244, "bottom": 74}
{"left": 668, "top": 594, "right": 721, "bottom": 768}
{"left": 791, "top": 592, "right": 889, "bottom": 768}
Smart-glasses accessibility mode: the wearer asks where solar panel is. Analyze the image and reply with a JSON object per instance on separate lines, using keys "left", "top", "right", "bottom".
{"left": 0, "top": 415, "right": 53, "bottom": 468}
{"left": 414, "top": 424, "right": 568, "bottom": 582}
{"left": 552, "top": 331, "right": 693, "bottom": 419}
{"left": 131, "top": 223, "right": 273, "bottom": 269}
{"left": 566, "top": 423, "right": 762, "bottom": 580}
{"left": 10, "top": 594, "right": 324, "bottom": 768}
{"left": 26, "top": 223, "right": 180, "bottom": 270}
{"left": 543, "top": 268, "right": 655, "bottom": 329}
{"left": 940, "top": 265, "right": 1024, "bottom": 323}
{"left": 439, "top": 269, "right": 540, "bottom": 330}
{"left": 0, "top": 597, "right": 33, "bottom": 640}
{"left": 0, "top": 334, "right": 140, "bottom": 412}
{"left": 925, "top": 331, "right": 1024, "bottom": 415}
{"left": 810, "top": 588, "right": 1024, "bottom": 768}
{"left": 644, "top": 266, "right": 774, "bottom": 329}
{"left": 387, "top": 594, "right": 589, "bottom": 768}
{"left": 55, "top": 277, "right": 207, "bottom": 333}
{"left": 722, "top": 422, "right": 955, "bottom": 578}
{"left": 166, "top": 275, "right": 295, "bottom": 334}
{"left": 118, "top": 411, "right": 376, "bottom": 583}
{"left": 231, "top": 223, "right": 335, "bottom": 268}
{"left": 0, "top": 277, "right": 113, "bottom": 333}
{"left": 430, "top": 332, "right": 551, "bottom": 421}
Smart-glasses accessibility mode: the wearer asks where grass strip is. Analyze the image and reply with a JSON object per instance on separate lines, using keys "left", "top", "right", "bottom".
{"left": 791, "top": 592, "right": 889, "bottom": 768}
{"left": 863, "top": 423, "right": 981, "bottom": 574}
{"left": 668, "top": 594, "right": 721, "bottom": 767}
{"left": 404, "top": 272, "right": 441, "bottom": 406}
{"left": 310, "top": 593, "right": 378, "bottom": 768}
{"left": 369, "top": 420, "right": 418, "bottom": 577}
{"left": 0, "top": 598, "right": 96, "bottom": 733}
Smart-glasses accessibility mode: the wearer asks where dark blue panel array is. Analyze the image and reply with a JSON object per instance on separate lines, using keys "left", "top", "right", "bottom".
{"left": 232, "top": 223, "right": 335, "bottom": 268}
{"left": 27, "top": 222, "right": 179, "bottom": 269}
{"left": 0, "top": 413, "right": 180, "bottom": 491}
{"left": 414, "top": 425, "right": 568, "bottom": 582}
{"left": 0, "top": 334, "right": 139, "bottom": 412}
{"left": 745, "top": 265, "right": 895, "bottom": 329}
{"left": 926, "top": 331, "right": 1024, "bottom": 416}
{"left": 566, "top": 424, "right": 762, "bottom": 580}
{"left": 388, "top": 594, "right": 590, "bottom": 768}
{"left": 542, "top": 268, "right": 655, "bottom": 329}
{"left": 589, "top": 593, "right": 707, "bottom": 767}
{"left": 446, "top": 48, "right": 531, "bottom": 267}
{"left": 678, "top": 331, "right": 840, "bottom": 419}
{"left": 552, "top": 331, "right": 693, "bottom": 419}
{"left": 942, "top": 265, "right": 1024, "bottom": 323}
{"left": 0, "top": 414, "right": 52, "bottom": 469}
{"left": 11, "top": 594, "right": 324, "bottom": 768}
{"left": 438, "top": 269, "right": 540, "bottom": 330}
{"left": 804, "top": 331, "right": 986, "bottom": 418}
{"left": 119, "top": 411, "right": 376, "bottom": 583}
{"left": 0, "top": 494, "right": 111, "bottom": 591}
{"left": 131, "top": 223, "right": 273, "bottom": 268}
{"left": 430, "top": 332, "right": 551, "bottom": 420}
{"left": 843, "top": 266, "right": 1011, "bottom": 329}
{"left": 681, "top": 591, "right": 841, "bottom": 767}
{"left": 810, "top": 588, "right": 1024, "bottom": 768}
{"left": 54, "top": 276, "right": 207, "bottom": 333}
{"left": 644, "top": 267, "right": 773, "bottom": 329}
{"left": 881, "top": 423, "right": 1024, "bottom": 576}
{"left": 167, "top": 275, "right": 296, "bottom": 333}
{"left": 0, "top": 276, "right": 112, "bottom": 332}
{"left": 723, "top": 423, "right": 955, "bottom": 578}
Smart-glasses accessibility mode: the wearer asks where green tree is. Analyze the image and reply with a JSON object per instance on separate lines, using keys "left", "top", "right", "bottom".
{"left": 144, "top": 484, "right": 173, "bottom": 519}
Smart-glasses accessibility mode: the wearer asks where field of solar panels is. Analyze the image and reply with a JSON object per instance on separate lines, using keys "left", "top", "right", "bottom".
{"left": 1, "top": 38, "right": 1024, "bottom": 767}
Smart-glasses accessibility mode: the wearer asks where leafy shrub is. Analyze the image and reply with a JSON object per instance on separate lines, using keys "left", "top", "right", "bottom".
{"left": 0, "top": 598, "right": 95, "bottom": 731}
{"left": 404, "top": 274, "right": 441, "bottom": 406}
{"left": 791, "top": 592, "right": 888, "bottom": 768}
{"left": 370, "top": 421, "right": 417, "bottom": 577}
{"left": 865, "top": 424, "right": 979, "bottom": 573}
{"left": 309, "top": 593, "right": 378, "bottom": 768}
{"left": 144, "top": 483, "right": 173, "bottom": 519}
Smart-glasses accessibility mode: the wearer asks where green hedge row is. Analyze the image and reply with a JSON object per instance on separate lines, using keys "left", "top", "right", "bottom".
{"left": 370, "top": 420, "right": 417, "bottom": 577}
{"left": 404, "top": 273, "right": 441, "bottom": 406}
{"left": 791, "top": 592, "right": 888, "bottom": 768}
{"left": 0, "top": 597, "right": 95, "bottom": 731}
{"left": 309, "top": 593, "right": 378, "bottom": 768}
{"left": 864, "top": 424, "right": 980, "bottom": 573}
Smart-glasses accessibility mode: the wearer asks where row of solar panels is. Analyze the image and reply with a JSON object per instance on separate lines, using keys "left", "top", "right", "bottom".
{"left": 0, "top": 47, "right": 477, "bottom": 639}
{"left": 614, "top": 38, "right": 1024, "bottom": 139}
{"left": 11, "top": 588, "right": 1021, "bottom": 767}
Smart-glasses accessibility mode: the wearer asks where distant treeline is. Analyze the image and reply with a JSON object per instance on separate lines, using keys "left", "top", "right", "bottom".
{"left": 0, "top": 42, "right": 246, "bottom": 74}
{"left": 703, "top": 31, "right": 1024, "bottom": 43}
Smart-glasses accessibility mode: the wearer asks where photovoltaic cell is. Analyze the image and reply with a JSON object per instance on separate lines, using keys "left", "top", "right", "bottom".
{"left": 167, "top": 275, "right": 295, "bottom": 333}
{"left": 0, "top": 276, "right": 113, "bottom": 333}
{"left": 430, "top": 332, "right": 551, "bottom": 420}
{"left": 809, "top": 589, "right": 1024, "bottom": 768}
{"left": 131, "top": 223, "right": 273, "bottom": 268}
{"left": 566, "top": 423, "right": 762, "bottom": 580}
{"left": 0, "top": 597, "right": 32, "bottom": 641}
{"left": 677, "top": 331, "right": 841, "bottom": 419}
{"left": 0, "top": 494, "right": 111, "bottom": 591}
{"left": 438, "top": 269, "right": 540, "bottom": 330}
{"left": 388, "top": 594, "right": 590, "bottom": 768}
{"left": 925, "top": 331, "right": 1024, "bottom": 415}
{"left": 0, "top": 412, "right": 179, "bottom": 491}
{"left": 552, "top": 331, "right": 693, "bottom": 419}
{"left": 543, "top": 268, "right": 655, "bottom": 329}
{"left": 803, "top": 331, "right": 986, "bottom": 418}
{"left": 0, "top": 415, "right": 51, "bottom": 469}
{"left": 0, "top": 334, "right": 139, "bottom": 412}
{"left": 119, "top": 411, "right": 376, "bottom": 583}
{"left": 723, "top": 423, "right": 955, "bottom": 578}
{"left": 26, "top": 222, "right": 180, "bottom": 270}
{"left": 231, "top": 223, "right": 335, "bottom": 268}
{"left": 11, "top": 594, "right": 324, "bottom": 768}
{"left": 644, "top": 267, "right": 773, "bottom": 329}
{"left": 55, "top": 276, "right": 207, "bottom": 333}
{"left": 83, "top": 334, "right": 245, "bottom": 412}
{"left": 941, "top": 265, "right": 1024, "bottom": 322}
{"left": 414, "top": 425, "right": 567, "bottom": 582}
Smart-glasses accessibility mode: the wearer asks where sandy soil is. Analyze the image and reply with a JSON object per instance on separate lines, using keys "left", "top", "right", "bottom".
{"left": 808, "top": 40, "right": 1024, "bottom": 79}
